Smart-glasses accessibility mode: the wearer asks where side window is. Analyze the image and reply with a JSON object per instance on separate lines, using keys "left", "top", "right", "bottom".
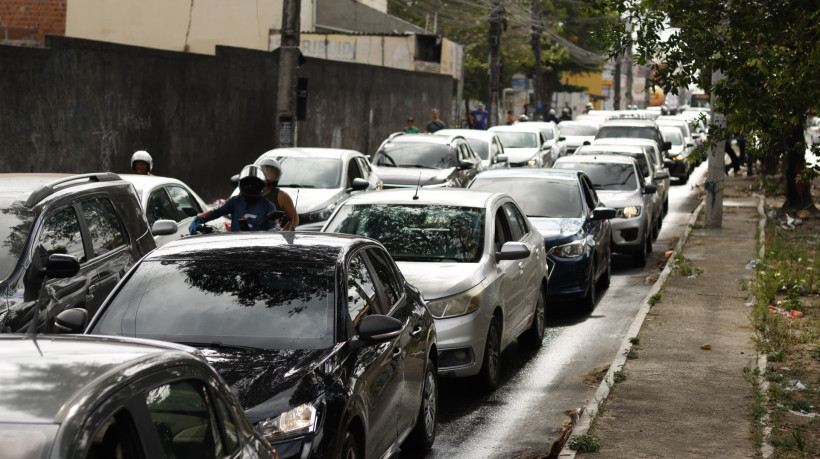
{"left": 146, "top": 188, "right": 179, "bottom": 226}
{"left": 166, "top": 186, "right": 202, "bottom": 219}
{"left": 545, "top": 128, "right": 554, "bottom": 141}
{"left": 347, "top": 158, "right": 363, "bottom": 186}
{"left": 367, "top": 248, "right": 404, "bottom": 309}
{"left": 493, "top": 208, "right": 511, "bottom": 252}
{"left": 87, "top": 409, "right": 144, "bottom": 459}
{"left": 212, "top": 396, "right": 240, "bottom": 455}
{"left": 347, "top": 254, "right": 381, "bottom": 325}
{"left": 502, "top": 202, "right": 529, "bottom": 240}
{"left": 356, "top": 157, "right": 371, "bottom": 179}
{"left": 490, "top": 140, "right": 499, "bottom": 160}
{"left": 144, "top": 380, "right": 226, "bottom": 459}
{"left": 82, "top": 199, "right": 126, "bottom": 258}
{"left": 39, "top": 206, "right": 86, "bottom": 261}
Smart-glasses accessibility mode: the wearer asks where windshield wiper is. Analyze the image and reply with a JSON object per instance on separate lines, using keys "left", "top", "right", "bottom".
{"left": 281, "top": 184, "right": 317, "bottom": 188}
{"left": 178, "top": 341, "right": 261, "bottom": 351}
{"left": 393, "top": 255, "right": 448, "bottom": 262}
{"left": 399, "top": 164, "right": 438, "bottom": 169}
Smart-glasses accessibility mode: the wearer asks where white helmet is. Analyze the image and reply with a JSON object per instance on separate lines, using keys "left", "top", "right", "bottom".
{"left": 586, "top": 102, "right": 594, "bottom": 109}
{"left": 238, "top": 165, "right": 267, "bottom": 198}
{"left": 549, "top": 109, "right": 556, "bottom": 115}
{"left": 257, "top": 157, "right": 282, "bottom": 175}
{"left": 131, "top": 150, "right": 153, "bottom": 172}
{"left": 518, "top": 114, "right": 529, "bottom": 122}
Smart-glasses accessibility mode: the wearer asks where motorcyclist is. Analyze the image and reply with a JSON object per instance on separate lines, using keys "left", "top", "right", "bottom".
{"left": 584, "top": 102, "right": 594, "bottom": 114}
{"left": 545, "top": 109, "right": 560, "bottom": 123}
{"left": 517, "top": 114, "right": 529, "bottom": 123}
{"left": 131, "top": 151, "right": 154, "bottom": 175}
{"left": 559, "top": 107, "right": 573, "bottom": 122}
{"left": 188, "top": 165, "right": 278, "bottom": 234}
{"left": 258, "top": 157, "right": 299, "bottom": 230}
{"left": 660, "top": 105, "right": 670, "bottom": 116}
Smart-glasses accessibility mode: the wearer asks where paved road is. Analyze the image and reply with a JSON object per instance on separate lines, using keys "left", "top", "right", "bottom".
{"left": 400, "top": 164, "right": 707, "bottom": 459}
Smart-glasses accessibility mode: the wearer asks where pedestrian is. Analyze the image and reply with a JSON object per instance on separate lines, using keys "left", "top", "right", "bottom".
{"left": 563, "top": 101, "right": 573, "bottom": 117}
{"left": 724, "top": 132, "right": 740, "bottom": 175}
{"left": 545, "top": 108, "right": 560, "bottom": 123}
{"left": 559, "top": 107, "right": 572, "bottom": 122}
{"left": 463, "top": 112, "right": 475, "bottom": 129}
{"left": 130, "top": 150, "right": 154, "bottom": 176}
{"left": 736, "top": 132, "right": 751, "bottom": 175}
{"left": 258, "top": 157, "right": 299, "bottom": 230}
{"left": 426, "top": 109, "right": 446, "bottom": 133}
{"left": 188, "top": 165, "right": 278, "bottom": 233}
{"left": 471, "top": 104, "right": 488, "bottom": 130}
{"left": 505, "top": 110, "right": 515, "bottom": 125}
{"left": 405, "top": 117, "right": 419, "bottom": 133}
{"left": 584, "top": 102, "right": 593, "bottom": 114}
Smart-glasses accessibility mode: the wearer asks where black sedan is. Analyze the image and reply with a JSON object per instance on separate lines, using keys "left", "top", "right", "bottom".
{"left": 469, "top": 168, "right": 615, "bottom": 309}
{"left": 72, "top": 232, "right": 438, "bottom": 458}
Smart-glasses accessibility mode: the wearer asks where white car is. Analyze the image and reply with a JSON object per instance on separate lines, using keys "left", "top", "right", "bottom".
{"left": 557, "top": 121, "right": 599, "bottom": 155}
{"left": 524, "top": 121, "right": 569, "bottom": 159}
{"left": 808, "top": 117, "right": 820, "bottom": 145}
{"left": 120, "top": 174, "right": 226, "bottom": 246}
{"left": 489, "top": 124, "right": 555, "bottom": 167}
{"left": 433, "top": 129, "right": 510, "bottom": 169}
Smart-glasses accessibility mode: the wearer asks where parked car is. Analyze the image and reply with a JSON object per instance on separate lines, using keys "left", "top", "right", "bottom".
{"left": 576, "top": 143, "right": 665, "bottom": 235}
{"left": 656, "top": 116, "right": 697, "bottom": 148}
{"left": 556, "top": 121, "right": 600, "bottom": 155}
{"left": 322, "top": 188, "right": 548, "bottom": 389}
{"left": 372, "top": 133, "right": 482, "bottom": 189}
{"left": 595, "top": 119, "right": 672, "bottom": 156}
{"left": 244, "top": 148, "right": 382, "bottom": 231}
{"left": 488, "top": 125, "right": 555, "bottom": 167}
{"left": 469, "top": 169, "right": 615, "bottom": 308}
{"left": 0, "top": 334, "right": 276, "bottom": 459}
{"left": 659, "top": 126, "right": 696, "bottom": 181}
{"left": 0, "top": 173, "right": 166, "bottom": 334}
{"left": 121, "top": 174, "right": 226, "bottom": 246}
{"left": 808, "top": 117, "right": 820, "bottom": 145}
{"left": 433, "top": 129, "right": 510, "bottom": 169}
{"left": 590, "top": 137, "right": 672, "bottom": 214}
{"left": 554, "top": 155, "right": 657, "bottom": 267}
{"left": 524, "top": 121, "right": 569, "bottom": 159}
{"left": 78, "top": 232, "right": 438, "bottom": 458}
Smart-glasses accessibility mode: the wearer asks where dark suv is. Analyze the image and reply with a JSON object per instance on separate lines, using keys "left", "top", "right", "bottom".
{"left": 371, "top": 133, "right": 483, "bottom": 188}
{"left": 0, "top": 173, "right": 164, "bottom": 333}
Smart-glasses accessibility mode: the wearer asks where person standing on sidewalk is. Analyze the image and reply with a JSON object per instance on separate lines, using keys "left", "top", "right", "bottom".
{"left": 471, "top": 104, "right": 488, "bottom": 130}
{"left": 426, "top": 109, "right": 446, "bottom": 133}
{"left": 405, "top": 117, "right": 419, "bottom": 133}
{"left": 724, "top": 131, "right": 741, "bottom": 175}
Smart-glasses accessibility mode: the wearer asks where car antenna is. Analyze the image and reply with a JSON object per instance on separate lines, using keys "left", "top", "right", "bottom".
{"left": 25, "top": 269, "right": 52, "bottom": 357}
{"left": 412, "top": 172, "right": 421, "bottom": 200}
{"left": 291, "top": 189, "right": 300, "bottom": 231}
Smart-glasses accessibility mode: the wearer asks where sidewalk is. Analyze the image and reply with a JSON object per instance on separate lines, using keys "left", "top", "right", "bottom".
{"left": 576, "top": 174, "right": 760, "bottom": 458}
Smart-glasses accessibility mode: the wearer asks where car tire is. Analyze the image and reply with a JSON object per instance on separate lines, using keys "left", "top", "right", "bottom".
{"left": 340, "top": 430, "right": 361, "bottom": 459}
{"left": 521, "top": 288, "right": 546, "bottom": 347}
{"left": 582, "top": 262, "right": 597, "bottom": 311}
{"left": 405, "top": 358, "right": 438, "bottom": 452}
{"left": 479, "top": 318, "right": 502, "bottom": 390}
{"left": 598, "top": 250, "right": 612, "bottom": 288}
{"left": 633, "top": 234, "right": 648, "bottom": 267}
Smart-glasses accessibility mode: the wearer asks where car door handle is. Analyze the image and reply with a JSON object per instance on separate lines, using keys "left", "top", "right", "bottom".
{"left": 518, "top": 262, "right": 524, "bottom": 274}
{"left": 392, "top": 347, "right": 402, "bottom": 360}
{"left": 87, "top": 284, "right": 98, "bottom": 294}
{"left": 410, "top": 326, "right": 423, "bottom": 338}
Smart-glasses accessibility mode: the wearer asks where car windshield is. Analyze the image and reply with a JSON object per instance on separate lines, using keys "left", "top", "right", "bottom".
{"left": 0, "top": 425, "right": 56, "bottom": 458}
{"left": 576, "top": 150, "right": 651, "bottom": 177}
{"left": 374, "top": 143, "right": 454, "bottom": 169}
{"left": 326, "top": 204, "right": 485, "bottom": 263}
{"left": 0, "top": 206, "right": 35, "bottom": 282}
{"left": 465, "top": 138, "right": 489, "bottom": 160}
{"left": 660, "top": 128, "right": 684, "bottom": 145}
{"left": 275, "top": 157, "right": 342, "bottom": 188}
{"left": 92, "top": 260, "right": 335, "bottom": 349}
{"left": 555, "top": 163, "right": 638, "bottom": 191}
{"left": 470, "top": 178, "right": 582, "bottom": 218}
{"left": 494, "top": 131, "right": 539, "bottom": 148}
{"left": 558, "top": 123, "right": 598, "bottom": 136}
{"left": 596, "top": 126, "right": 658, "bottom": 141}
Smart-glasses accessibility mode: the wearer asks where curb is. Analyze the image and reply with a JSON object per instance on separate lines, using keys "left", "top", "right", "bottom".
{"left": 558, "top": 200, "right": 705, "bottom": 458}
{"left": 754, "top": 195, "right": 774, "bottom": 459}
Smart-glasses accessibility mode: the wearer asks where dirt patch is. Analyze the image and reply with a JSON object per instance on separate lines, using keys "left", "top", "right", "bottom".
{"left": 580, "top": 365, "right": 609, "bottom": 387}
{"left": 642, "top": 273, "right": 660, "bottom": 285}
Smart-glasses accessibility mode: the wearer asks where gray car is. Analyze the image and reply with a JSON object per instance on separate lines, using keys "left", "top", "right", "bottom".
{"left": 322, "top": 188, "right": 549, "bottom": 389}
{"left": 433, "top": 129, "right": 510, "bottom": 170}
{"left": 554, "top": 155, "right": 657, "bottom": 267}
{"left": 0, "top": 334, "right": 276, "bottom": 458}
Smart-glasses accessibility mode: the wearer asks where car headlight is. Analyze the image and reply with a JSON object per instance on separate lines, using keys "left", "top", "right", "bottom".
{"left": 616, "top": 206, "right": 641, "bottom": 219}
{"left": 550, "top": 239, "right": 586, "bottom": 258}
{"left": 256, "top": 397, "right": 323, "bottom": 441}
{"left": 426, "top": 283, "right": 484, "bottom": 319}
{"left": 673, "top": 154, "right": 684, "bottom": 161}
{"left": 300, "top": 204, "right": 336, "bottom": 224}
{"left": 527, "top": 158, "right": 538, "bottom": 167}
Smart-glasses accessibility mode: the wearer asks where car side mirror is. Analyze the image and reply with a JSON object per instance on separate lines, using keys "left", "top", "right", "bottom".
{"left": 644, "top": 184, "right": 658, "bottom": 194}
{"left": 151, "top": 219, "right": 178, "bottom": 236}
{"left": 182, "top": 206, "right": 198, "bottom": 217}
{"left": 43, "top": 254, "right": 80, "bottom": 278}
{"left": 592, "top": 207, "right": 617, "bottom": 220}
{"left": 496, "top": 241, "right": 531, "bottom": 260}
{"left": 686, "top": 142, "right": 695, "bottom": 148}
{"left": 654, "top": 171, "right": 670, "bottom": 180}
{"left": 358, "top": 315, "right": 403, "bottom": 343}
{"left": 348, "top": 177, "right": 369, "bottom": 191}
{"left": 267, "top": 210, "right": 286, "bottom": 221}
{"left": 662, "top": 141, "right": 672, "bottom": 151}
{"left": 230, "top": 174, "right": 240, "bottom": 186}
{"left": 663, "top": 159, "right": 674, "bottom": 168}
{"left": 54, "top": 308, "right": 88, "bottom": 334}
{"left": 497, "top": 154, "right": 509, "bottom": 163}
{"left": 558, "top": 136, "right": 566, "bottom": 142}
{"left": 459, "top": 160, "right": 476, "bottom": 170}
{"left": 582, "top": 140, "right": 591, "bottom": 146}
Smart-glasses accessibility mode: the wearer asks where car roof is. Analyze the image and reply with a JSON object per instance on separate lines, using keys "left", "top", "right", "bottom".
{"left": 146, "top": 232, "right": 375, "bottom": 264}
{"left": 434, "top": 129, "right": 494, "bottom": 141}
{"left": 338, "top": 187, "right": 499, "bottom": 208}
{"left": 473, "top": 168, "right": 580, "bottom": 181}
{"left": 0, "top": 335, "right": 200, "bottom": 424}
{"left": 488, "top": 125, "right": 543, "bottom": 133}
{"left": 119, "top": 174, "right": 187, "bottom": 193}
{"left": 0, "top": 173, "right": 125, "bottom": 209}
{"left": 599, "top": 119, "right": 659, "bottom": 127}
{"left": 555, "top": 154, "right": 637, "bottom": 165}
{"left": 257, "top": 148, "right": 364, "bottom": 160}
{"left": 593, "top": 138, "right": 658, "bottom": 147}
{"left": 578, "top": 144, "right": 646, "bottom": 154}
{"left": 386, "top": 134, "right": 454, "bottom": 145}
{"left": 656, "top": 117, "right": 688, "bottom": 124}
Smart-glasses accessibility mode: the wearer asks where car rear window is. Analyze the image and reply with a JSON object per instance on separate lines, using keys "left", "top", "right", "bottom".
{"left": 373, "top": 143, "right": 455, "bottom": 169}
{"left": 554, "top": 162, "right": 638, "bottom": 191}
{"left": 470, "top": 177, "right": 583, "bottom": 218}
{"left": 493, "top": 131, "right": 539, "bottom": 149}
{"left": 596, "top": 126, "right": 658, "bottom": 141}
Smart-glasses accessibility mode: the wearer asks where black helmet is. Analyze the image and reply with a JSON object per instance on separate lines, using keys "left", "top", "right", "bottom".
{"left": 238, "top": 165, "right": 266, "bottom": 198}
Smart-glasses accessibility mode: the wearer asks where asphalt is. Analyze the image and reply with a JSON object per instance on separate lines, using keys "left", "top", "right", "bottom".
{"left": 572, "top": 172, "right": 760, "bottom": 458}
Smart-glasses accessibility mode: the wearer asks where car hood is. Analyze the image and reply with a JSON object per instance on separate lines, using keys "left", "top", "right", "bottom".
{"left": 372, "top": 167, "right": 456, "bottom": 186}
{"left": 595, "top": 190, "right": 643, "bottom": 209}
{"left": 280, "top": 187, "right": 344, "bottom": 214}
{"left": 668, "top": 144, "right": 684, "bottom": 156}
{"left": 563, "top": 136, "right": 596, "bottom": 148}
{"left": 396, "top": 261, "right": 485, "bottom": 300}
{"left": 199, "top": 347, "right": 331, "bottom": 423}
{"left": 504, "top": 148, "right": 540, "bottom": 163}
{"left": 529, "top": 217, "right": 585, "bottom": 247}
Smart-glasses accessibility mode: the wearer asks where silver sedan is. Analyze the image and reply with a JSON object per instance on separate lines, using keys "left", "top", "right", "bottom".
{"left": 321, "top": 188, "right": 549, "bottom": 389}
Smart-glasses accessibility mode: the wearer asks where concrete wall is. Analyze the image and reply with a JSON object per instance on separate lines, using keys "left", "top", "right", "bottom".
{"left": 0, "top": 36, "right": 452, "bottom": 201}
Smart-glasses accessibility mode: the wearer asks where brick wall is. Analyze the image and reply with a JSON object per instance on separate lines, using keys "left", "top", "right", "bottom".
{"left": 0, "top": 0, "right": 66, "bottom": 46}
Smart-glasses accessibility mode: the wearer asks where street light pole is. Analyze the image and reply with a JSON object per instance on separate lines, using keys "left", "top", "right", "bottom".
{"left": 275, "top": 0, "right": 301, "bottom": 148}
{"left": 488, "top": 0, "right": 502, "bottom": 128}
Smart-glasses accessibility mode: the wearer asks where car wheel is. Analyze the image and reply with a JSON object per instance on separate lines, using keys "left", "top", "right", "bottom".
{"left": 521, "top": 288, "right": 546, "bottom": 347}
{"left": 479, "top": 318, "right": 501, "bottom": 390}
{"left": 340, "top": 430, "right": 361, "bottom": 459}
{"left": 405, "top": 358, "right": 438, "bottom": 451}
{"left": 598, "top": 250, "right": 612, "bottom": 288}
{"left": 633, "top": 234, "right": 648, "bottom": 267}
{"left": 582, "top": 262, "right": 597, "bottom": 311}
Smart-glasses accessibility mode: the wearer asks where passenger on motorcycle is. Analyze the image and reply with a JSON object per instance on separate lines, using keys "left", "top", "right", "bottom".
{"left": 258, "top": 157, "right": 299, "bottom": 230}
{"left": 188, "top": 165, "right": 279, "bottom": 234}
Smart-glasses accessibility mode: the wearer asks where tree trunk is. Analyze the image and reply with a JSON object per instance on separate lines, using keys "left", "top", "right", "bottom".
{"left": 543, "top": 71, "right": 555, "bottom": 110}
{"left": 783, "top": 123, "right": 814, "bottom": 211}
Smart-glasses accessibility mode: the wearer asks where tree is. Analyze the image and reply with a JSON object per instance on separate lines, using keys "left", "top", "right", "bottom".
{"left": 588, "top": 0, "right": 820, "bottom": 211}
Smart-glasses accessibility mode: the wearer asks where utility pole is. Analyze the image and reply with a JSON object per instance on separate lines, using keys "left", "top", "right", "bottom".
{"left": 275, "top": 0, "right": 301, "bottom": 148}
{"left": 624, "top": 44, "right": 633, "bottom": 108}
{"left": 488, "top": 0, "right": 502, "bottom": 128}
{"left": 705, "top": 69, "right": 725, "bottom": 228}
{"left": 613, "top": 55, "right": 622, "bottom": 110}
{"left": 531, "top": 0, "right": 544, "bottom": 116}
{"left": 644, "top": 65, "right": 652, "bottom": 107}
